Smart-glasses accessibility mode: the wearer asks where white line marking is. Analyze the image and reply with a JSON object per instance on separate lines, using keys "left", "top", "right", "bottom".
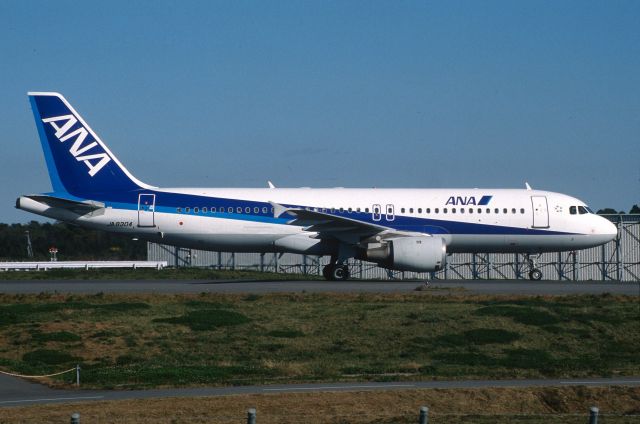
{"left": 263, "top": 384, "right": 416, "bottom": 392}
{"left": 0, "top": 396, "right": 104, "bottom": 405}
{"left": 560, "top": 381, "right": 640, "bottom": 385}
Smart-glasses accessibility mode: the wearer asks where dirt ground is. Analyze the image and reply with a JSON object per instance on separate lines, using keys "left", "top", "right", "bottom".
{"left": 1, "top": 386, "right": 639, "bottom": 423}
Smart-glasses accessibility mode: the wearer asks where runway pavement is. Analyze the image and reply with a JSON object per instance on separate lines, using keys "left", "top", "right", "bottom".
{"left": 1, "top": 372, "right": 639, "bottom": 407}
{"left": 0, "top": 279, "right": 638, "bottom": 295}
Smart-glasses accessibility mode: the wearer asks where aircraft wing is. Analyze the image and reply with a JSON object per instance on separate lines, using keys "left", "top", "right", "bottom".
{"left": 271, "top": 202, "right": 398, "bottom": 242}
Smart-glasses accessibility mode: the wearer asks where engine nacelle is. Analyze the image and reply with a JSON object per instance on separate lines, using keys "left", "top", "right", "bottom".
{"left": 362, "top": 236, "right": 447, "bottom": 272}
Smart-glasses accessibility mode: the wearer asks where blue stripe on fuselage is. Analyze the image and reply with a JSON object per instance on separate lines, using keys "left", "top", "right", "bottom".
{"left": 66, "top": 189, "right": 574, "bottom": 236}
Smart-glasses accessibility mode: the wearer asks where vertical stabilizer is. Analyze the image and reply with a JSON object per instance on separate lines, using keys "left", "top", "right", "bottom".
{"left": 28, "top": 92, "right": 151, "bottom": 197}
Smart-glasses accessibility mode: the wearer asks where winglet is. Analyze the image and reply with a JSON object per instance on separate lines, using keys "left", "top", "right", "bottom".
{"left": 268, "top": 181, "right": 276, "bottom": 189}
{"left": 525, "top": 182, "right": 532, "bottom": 191}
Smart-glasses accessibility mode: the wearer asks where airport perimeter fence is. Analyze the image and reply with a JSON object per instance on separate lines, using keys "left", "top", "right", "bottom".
{"left": 147, "top": 214, "right": 640, "bottom": 282}
{"left": 60, "top": 406, "right": 638, "bottom": 424}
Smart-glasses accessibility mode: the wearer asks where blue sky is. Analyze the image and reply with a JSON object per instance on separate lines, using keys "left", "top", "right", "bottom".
{"left": 1, "top": 1, "right": 638, "bottom": 223}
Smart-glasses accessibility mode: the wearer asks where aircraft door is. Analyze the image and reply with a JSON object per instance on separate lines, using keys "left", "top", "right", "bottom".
{"left": 385, "top": 204, "right": 395, "bottom": 221}
{"left": 138, "top": 194, "right": 156, "bottom": 227}
{"left": 531, "top": 196, "right": 549, "bottom": 228}
{"left": 372, "top": 204, "right": 382, "bottom": 221}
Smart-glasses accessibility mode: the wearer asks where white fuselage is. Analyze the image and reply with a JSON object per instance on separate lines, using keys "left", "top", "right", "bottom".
{"left": 19, "top": 187, "right": 618, "bottom": 255}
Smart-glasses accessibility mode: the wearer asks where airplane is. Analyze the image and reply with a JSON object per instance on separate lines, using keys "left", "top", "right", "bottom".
{"left": 16, "top": 92, "right": 618, "bottom": 281}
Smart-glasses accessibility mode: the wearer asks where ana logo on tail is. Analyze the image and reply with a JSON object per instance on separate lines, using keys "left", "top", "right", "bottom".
{"left": 42, "top": 114, "right": 111, "bottom": 177}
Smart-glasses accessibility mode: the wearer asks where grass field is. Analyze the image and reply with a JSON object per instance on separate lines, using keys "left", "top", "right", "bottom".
{"left": 0, "top": 292, "right": 638, "bottom": 389}
{"left": 1, "top": 386, "right": 639, "bottom": 423}
{"left": 0, "top": 267, "right": 323, "bottom": 281}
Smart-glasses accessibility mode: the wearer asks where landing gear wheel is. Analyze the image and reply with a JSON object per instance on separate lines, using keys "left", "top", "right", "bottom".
{"left": 322, "top": 264, "right": 350, "bottom": 281}
{"left": 322, "top": 264, "right": 332, "bottom": 280}
{"left": 332, "top": 265, "right": 350, "bottom": 281}
{"left": 529, "top": 269, "right": 542, "bottom": 281}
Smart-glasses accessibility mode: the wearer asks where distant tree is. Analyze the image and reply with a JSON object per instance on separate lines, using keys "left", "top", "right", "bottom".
{"left": 630, "top": 204, "right": 640, "bottom": 214}
{"left": 597, "top": 208, "right": 620, "bottom": 215}
{"left": 0, "top": 221, "right": 146, "bottom": 261}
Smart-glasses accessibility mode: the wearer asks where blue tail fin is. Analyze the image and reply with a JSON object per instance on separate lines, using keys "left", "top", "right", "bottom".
{"left": 28, "top": 92, "right": 150, "bottom": 197}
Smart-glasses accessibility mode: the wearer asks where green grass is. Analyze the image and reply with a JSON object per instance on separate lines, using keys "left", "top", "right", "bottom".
{"left": 0, "top": 267, "right": 322, "bottom": 281}
{"left": 0, "top": 293, "right": 637, "bottom": 389}
{"left": 153, "top": 309, "right": 251, "bottom": 331}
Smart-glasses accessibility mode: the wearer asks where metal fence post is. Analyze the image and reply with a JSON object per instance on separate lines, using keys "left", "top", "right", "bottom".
{"left": 76, "top": 364, "right": 80, "bottom": 387}
{"left": 589, "top": 406, "right": 599, "bottom": 424}
{"left": 419, "top": 406, "right": 428, "bottom": 424}
{"left": 70, "top": 412, "right": 80, "bottom": 424}
{"left": 247, "top": 408, "right": 256, "bottom": 424}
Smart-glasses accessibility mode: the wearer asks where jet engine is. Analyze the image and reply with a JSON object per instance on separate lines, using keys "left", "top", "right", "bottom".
{"left": 360, "top": 236, "right": 447, "bottom": 272}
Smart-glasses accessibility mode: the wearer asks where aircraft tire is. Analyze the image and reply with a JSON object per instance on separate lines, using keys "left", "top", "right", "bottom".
{"left": 332, "top": 265, "right": 350, "bottom": 281}
{"left": 529, "top": 269, "right": 542, "bottom": 281}
{"left": 322, "top": 264, "right": 333, "bottom": 280}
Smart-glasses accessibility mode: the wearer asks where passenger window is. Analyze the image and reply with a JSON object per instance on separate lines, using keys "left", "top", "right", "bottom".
{"left": 212, "top": 207, "right": 217, "bottom": 212}
{"left": 177, "top": 207, "right": 182, "bottom": 213}
{"left": 401, "top": 208, "right": 406, "bottom": 213}
{"left": 434, "top": 208, "right": 439, "bottom": 214}
{"left": 357, "top": 207, "right": 361, "bottom": 213}
{"left": 494, "top": 208, "right": 499, "bottom": 214}
{"left": 486, "top": 208, "right": 490, "bottom": 213}
{"left": 331, "top": 208, "right": 336, "bottom": 213}
{"left": 512, "top": 208, "right": 516, "bottom": 214}
{"left": 185, "top": 207, "right": 191, "bottom": 213}
{"left": 271, "top": 207, "right": 274, "bottom": 213}
{"left": 426, "top": 208, "right": 431, "bottom": 213}
{"left": 461, "top": 208, "right": 465, "bottom": 214}
{"left": 418, "top": 208, "right": 422, "bottom": 214}
{"left": 365, "top": 208, "right": 370, "bottom": 213}
{"left": 477, "top": 208, "right": 481, "bottom": 214}
{"left": 245, "top": 207, "right": 250, "bottom": 213}
{"left": 409, "top": 208, "right": 414, "bottom": 213}
{"left": 202, "top": 207, "right": 207, "bottom": 213}
{"left": 254, "top": 207, "right": 259, "bottom": 213}
{"left": 503, "top": 208, "right": 507, "bottom": 214}
{"left": 195, "top": 207, "right": 200, "bottom": 213}
{"left": 237, "top": 207, "right": 242, "bottom": 213}
{"left": 444, "top": 208, "right": 448, "bottom": 214}
{"left": 348, "top": 207, "right": 352, "bottom": 213}
{"left": 468, "top": 208, "right": 473, "bottom": 214}
{"left": 340, "top": 208, "right": 344, "bottom": 213}
{"left": 569, "top": 206, "right": 577, "bottom": 215}
{"left": 452, "top": 208, "right": 456, "bottom": 213}
{"left": 520, "top": 208, "right": 525, "bottom": 214}
{"left": 261, "top": 207, "right": 267, "bottom": 213}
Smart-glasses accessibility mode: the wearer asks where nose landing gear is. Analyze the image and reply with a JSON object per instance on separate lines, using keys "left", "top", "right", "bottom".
{"left": 525, "top": 254, "right": 543, "bottom": 281}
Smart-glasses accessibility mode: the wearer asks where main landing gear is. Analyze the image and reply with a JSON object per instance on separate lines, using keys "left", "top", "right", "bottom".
{"left": 525, "top": 254, "right": 543, "bottom": 281}
{"left": 322, "top": 263, "right": 350, "bottom": 281}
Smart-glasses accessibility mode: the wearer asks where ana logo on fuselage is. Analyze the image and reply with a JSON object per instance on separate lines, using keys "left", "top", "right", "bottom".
{"left": 445, "top": 195, "right": 492, "bottom": 206}
{"left": 42, "top": 115, "right": 111, "bottom": 177}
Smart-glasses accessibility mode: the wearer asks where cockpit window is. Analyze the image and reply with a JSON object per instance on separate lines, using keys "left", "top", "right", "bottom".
{"left": 578, "top": 206, "right": 589, "bottom": 215}
{"left": 569, "top": 206, "right": 577, "bottom": 215}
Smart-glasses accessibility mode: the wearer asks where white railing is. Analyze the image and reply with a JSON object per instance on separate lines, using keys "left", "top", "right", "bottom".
{"left": 0, "top": 261, "right": 167, "bottom": 271}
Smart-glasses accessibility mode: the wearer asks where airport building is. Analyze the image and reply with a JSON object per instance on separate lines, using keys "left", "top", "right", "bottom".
{"left": 148, "top": 215, "right": 640, "bottom": 281}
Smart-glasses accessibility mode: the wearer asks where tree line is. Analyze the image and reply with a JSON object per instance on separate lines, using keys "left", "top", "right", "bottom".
{"left": 596, "top": 204, "right": 640, "bottom": 215}
{"left": 0, "top": 221, "right": 145, "bottom": 261}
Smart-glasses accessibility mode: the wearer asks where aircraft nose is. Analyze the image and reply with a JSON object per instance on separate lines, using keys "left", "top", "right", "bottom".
{"left": 599, "top": 217, "right": 618, "bottom": 241}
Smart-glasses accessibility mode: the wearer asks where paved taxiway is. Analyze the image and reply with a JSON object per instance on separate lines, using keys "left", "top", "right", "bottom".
{"left": 1, "top": 372, "right": 639, "bottom": 407}
{"left": 0, "top": 279, "right": 638, "bottom": 295}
